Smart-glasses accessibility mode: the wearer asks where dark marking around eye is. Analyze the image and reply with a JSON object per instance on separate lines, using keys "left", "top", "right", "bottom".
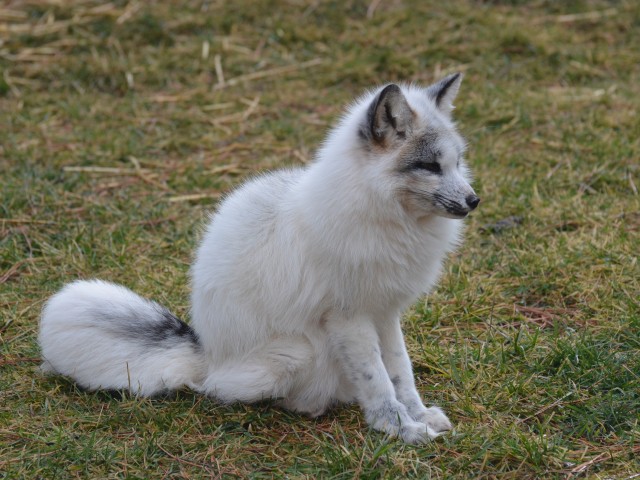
{"left": 410, "top": 161, "right": 442, "bottom": 174}
{"left": 399, "top": 135, "right": 444, "bottom": 174}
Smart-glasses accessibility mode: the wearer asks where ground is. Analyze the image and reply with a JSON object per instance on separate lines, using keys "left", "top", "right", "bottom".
{"left": 1, "top": 0, "right": 638, "bottom": 478}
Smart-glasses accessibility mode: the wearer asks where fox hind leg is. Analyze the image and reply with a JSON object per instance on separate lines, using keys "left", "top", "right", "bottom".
{"left": 200, "top": 336, "right": 313, "bottom": 404}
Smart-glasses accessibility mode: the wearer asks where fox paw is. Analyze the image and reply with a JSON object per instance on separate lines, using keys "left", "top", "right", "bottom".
{"left": 367, "top": 400, "right": 437, "bottom": 444}
{"left": 400, "top": 421, "right": 442, "bottom": 444}
{"left": 413, "top": 405, "right": 452, "bottom": 435}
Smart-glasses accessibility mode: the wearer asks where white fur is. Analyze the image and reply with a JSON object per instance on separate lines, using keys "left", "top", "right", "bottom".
{"left": 39, "top": 280, "right": 204, "bottom": 396}
{"left": 40, "top": 77, "right": 476, "bottom": 443}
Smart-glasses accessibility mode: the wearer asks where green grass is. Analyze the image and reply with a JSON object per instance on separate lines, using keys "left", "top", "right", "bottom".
{"left": 1, "top": 0, "right": 639, "bottom": 478}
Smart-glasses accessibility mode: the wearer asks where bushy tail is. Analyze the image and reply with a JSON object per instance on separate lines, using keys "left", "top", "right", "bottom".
{"left": 39, "top": 280, "right": 204, "bottom": 396}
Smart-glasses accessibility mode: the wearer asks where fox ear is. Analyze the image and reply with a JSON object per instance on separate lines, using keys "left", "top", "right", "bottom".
{"left": 367, "top": 84, "right": 413, "bottom": 146}
{"left": 427, "top": 73, "right": 462, "bottom": 114}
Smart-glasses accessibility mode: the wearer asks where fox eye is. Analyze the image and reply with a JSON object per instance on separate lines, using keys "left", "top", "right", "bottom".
{"left": 412, "top": 161, "right": 442, "bottom": 174}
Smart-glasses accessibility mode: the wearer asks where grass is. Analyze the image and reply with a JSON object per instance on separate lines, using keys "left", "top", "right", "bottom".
{"left": 1, "top": 0, "right": 639, "bottom": 478}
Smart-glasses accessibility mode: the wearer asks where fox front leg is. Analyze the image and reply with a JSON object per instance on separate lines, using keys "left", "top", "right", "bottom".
{"left": 376, "top": 317, "right": 452, "bottom": 436}
{"left": 326, "top": 313, "right": 436, "bottom": 444}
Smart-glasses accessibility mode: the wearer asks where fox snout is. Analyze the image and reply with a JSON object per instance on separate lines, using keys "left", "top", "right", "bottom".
{"left": 454, "top": 192, "right": 480, "bottom": 217}
{"left": 457, "top": 192, "right": 480, "bottom": 217}
{"left": 466, "top": 194, "right": 480, "bottom": 210}
{"left": 435, "top": 187, "right": 480, "bottom": 218}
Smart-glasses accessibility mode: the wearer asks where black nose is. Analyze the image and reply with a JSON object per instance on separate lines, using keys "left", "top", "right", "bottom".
{"left": 466, "top": 194, "right": 480, "bottom": 210}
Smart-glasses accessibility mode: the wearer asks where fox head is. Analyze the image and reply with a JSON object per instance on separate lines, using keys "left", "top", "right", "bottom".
{"left": 350, "top": 74, "right": 479, "bottom": 220}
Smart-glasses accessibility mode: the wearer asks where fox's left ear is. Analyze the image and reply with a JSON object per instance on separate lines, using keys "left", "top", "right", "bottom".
{"left": 427, "top": 73, "right": 463, "bottom": 115}
{"left": 366, "top": 84, "right": 413, "bottom": 146}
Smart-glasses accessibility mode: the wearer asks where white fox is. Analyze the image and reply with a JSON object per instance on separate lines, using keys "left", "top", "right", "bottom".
{"left": 39, "top": 73, "right": 479, "bottom": 444}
